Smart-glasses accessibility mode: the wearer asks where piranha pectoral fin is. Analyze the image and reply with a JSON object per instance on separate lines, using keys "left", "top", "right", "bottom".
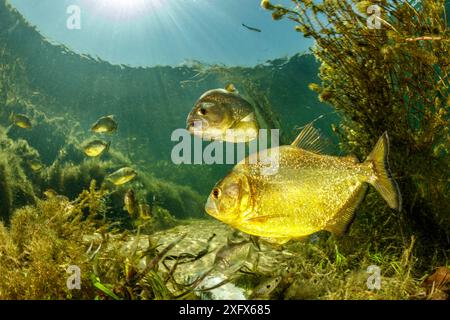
{"left": 244, "top": 214, "right": 289, "bottom": 224}
{"left": 239, "top": 112, "right": 255, "bottom": 123}
{"left": 325, "top": 184, "right": 368, "bottom": 236}
{"left": 365, "top": 132, "right": 402, "bottom": 211}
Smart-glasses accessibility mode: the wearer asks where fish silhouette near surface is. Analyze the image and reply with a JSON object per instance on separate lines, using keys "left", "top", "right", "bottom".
{"left": 242, "top": 23, "right": 262, "bottom": 33}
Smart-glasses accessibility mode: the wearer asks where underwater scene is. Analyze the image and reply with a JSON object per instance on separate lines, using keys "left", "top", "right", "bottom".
{"left": 0, "top": 0, "right": 449, "bottom": 301}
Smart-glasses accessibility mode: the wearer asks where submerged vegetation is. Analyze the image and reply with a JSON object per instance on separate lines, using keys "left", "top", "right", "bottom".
{"left": 0, "top": 0, "right": 448, "bottom": 300}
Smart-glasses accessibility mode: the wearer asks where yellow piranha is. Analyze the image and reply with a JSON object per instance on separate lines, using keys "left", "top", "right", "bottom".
{"left": 205, "top": 124, "right": 402, "bottom": 245}
{"left": 186, "top": 85, "right": 260, "bottom": 143}
{"left": 106, "top": 167, "right": 137, "bottom": 186}
{"left": 138, "top": 202, "right": 152, "bottom": 221}
{"left": 91, "top": 115, "right": 118, "bottom": 134}
{"left": 28, "top": 159, "right": 44, "bottom": 172}
{"left": 11, "top": 113, "right": 32, "bottom": 129}
{"left": 83, "top": 140, "right": 110, "bottom": 157}
{"left": 123, "top": 188, "right": 137, "bottom": 216}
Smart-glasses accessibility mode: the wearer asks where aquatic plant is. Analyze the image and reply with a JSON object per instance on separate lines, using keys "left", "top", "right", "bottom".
{"left": 0, "top": 194, "right": 98, "bottom": 298}
{"left": 262, "top": 0, "right": 449, "bottom": 265}
{"left": 0, "top": 180, "right": 184, "bottom": 299}
{"left": 0, "top": 133, "right": 37, "bottom": 221}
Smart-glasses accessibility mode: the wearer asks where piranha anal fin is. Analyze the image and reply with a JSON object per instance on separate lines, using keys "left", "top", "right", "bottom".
{"left": 325, "top": 184, "right": 368, "bottom": 236}
{"left": 261, "top": 237, "right": 291, "bottom": 245}
{"left": 291, "top": 122, "right": 326, "bottom": 154}
{"left": 365, "top": 132, "right": 402, "bottom": 211}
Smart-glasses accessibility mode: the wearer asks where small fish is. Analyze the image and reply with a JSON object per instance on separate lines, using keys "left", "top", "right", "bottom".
{"left": 186, "top": 86, "right": 260, "bottom": 143}
{"left": 250, "top": 276, "right": 282, "bottom": 299}
{"left": 213, "top": 239, "right": 255, "bottom": 273}
{"left": 28, "top": 159, "right": 44, "bottom": 172}
{"left": 43, "top": 189, "right": 69, "bottom": 202}
{"left": 205, "top": 124, "right": 402, "bottom": 245}
{"left": 423, "top": 266, "right": 450, "bottom": 290}
{"left": 123, "top": 189, "right": 137, "bottom": 216}
{"left": 106, "top": 167, "right": 137, "bottom": 186}
{"left": 138, "top": 202, "right": 152, "bottom": 220}
{"left": 83, "top": 140, "right": 110, "bottom": 157}
{"left": 242, "top": 23, "right": 262, "bottom": 33}
{"left": 43, "top": 189, "right": 58, "bottom": 198}
{"left": 11, "top": 113, "right": 32, "bottom": 129}
{"left": 91, "top": 115, "right": 118, "bottom": 134}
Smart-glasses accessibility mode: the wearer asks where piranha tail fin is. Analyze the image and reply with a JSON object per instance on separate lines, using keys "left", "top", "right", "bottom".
{"left": 365, "top": 132, "right": 402, "bottom": 211}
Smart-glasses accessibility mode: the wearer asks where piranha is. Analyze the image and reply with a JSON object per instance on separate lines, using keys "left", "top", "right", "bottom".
{"left": 213, "top": 239, "right": 256, "bottom": 273}
{"left": 43, "top": 189, "right": 58, "bottom": 198}
{"left": 205, "top": 124, "right": 402, "bottom": 245}
{"left": 138, "top": 202, "right": 152, "bottom": 220}
{"left": 123, "top": 189, "right": 137, "bottom": 216}
{"left": 28, "top": 159, "right": 44, "bottom": 172}
{"left": 43, "top": 189, "right": 69, "bottom": 202}
{"left": 11, "top": 113, "right": 32, "bottom": 129}
{"left": 250, "top": 276, "right": 282, "bottom": 299}
{"left": 91, "top": 115, "right": 118, "bottom": 134}
{"left": 83, "top": 140, "right": 110, "bottom": 157}
{"left": 186, "top": 85, "right": 260, "bottom": 143}
{"left": 106, "top": 167, "right": 137, "bottom": 186}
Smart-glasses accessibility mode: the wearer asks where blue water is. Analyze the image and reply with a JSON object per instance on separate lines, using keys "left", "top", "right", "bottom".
{"left": 9, "top": 0, "right": 313, "bottom": 67}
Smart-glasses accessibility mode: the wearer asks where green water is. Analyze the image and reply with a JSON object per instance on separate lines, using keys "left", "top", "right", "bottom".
{"left": 0, "top": 0, "right": 448, "bottom": 301}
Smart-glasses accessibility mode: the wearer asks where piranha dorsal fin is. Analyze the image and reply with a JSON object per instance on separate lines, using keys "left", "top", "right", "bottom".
{"left": 291, "top": 122, "right": 326, "bottom": 154}
{"left": 225, "top": 83, "right": 238, "bottom": 94}
{"left": 325, "top": 184, "right": 368, "bottom": 236}
{"left": 365, "top": 132, "right": 402, "bottom": 211}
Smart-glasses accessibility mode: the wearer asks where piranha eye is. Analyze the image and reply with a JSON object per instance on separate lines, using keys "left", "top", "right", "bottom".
{"left": 212, "top": 188, "right": 221, "bottom": 199}
{"left": 198, "top": 108, "right": 207, "bottom": 116}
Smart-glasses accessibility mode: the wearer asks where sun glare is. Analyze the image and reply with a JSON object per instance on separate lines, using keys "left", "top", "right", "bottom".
{"left": 90, "top": 0, "right": 165, "bottom": 19}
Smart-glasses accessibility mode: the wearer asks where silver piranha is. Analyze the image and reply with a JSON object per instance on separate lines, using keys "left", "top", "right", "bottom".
{"left": 106, "top": 167, "right": 137, "bottom": 186}
{"left": 91, "top": 115, "right": 118, "bottom": 134}
{"left": 186, "top": 85, "right": 260, "bottom": 143}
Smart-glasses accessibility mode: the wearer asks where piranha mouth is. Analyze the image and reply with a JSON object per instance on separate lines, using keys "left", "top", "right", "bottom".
{"left": 187, "top": 118, "right": 209, "bottom": 132}
{"left": 205, "top": 196, "right": 219, "bottom": 217}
